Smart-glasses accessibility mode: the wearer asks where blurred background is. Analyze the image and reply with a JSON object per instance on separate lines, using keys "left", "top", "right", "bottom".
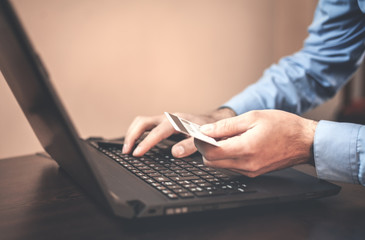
{"left": 1, "top": 0, "right": 362, "bottom": 158}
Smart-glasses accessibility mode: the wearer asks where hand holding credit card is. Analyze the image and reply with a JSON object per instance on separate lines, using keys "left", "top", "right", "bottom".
{"left": 164, "top": 112, "right": 219, "bottom": 146}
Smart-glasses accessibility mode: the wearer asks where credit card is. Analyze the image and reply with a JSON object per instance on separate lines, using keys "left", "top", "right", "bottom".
{"left": 164, "top": 112, "right": 219, "bottom": 146}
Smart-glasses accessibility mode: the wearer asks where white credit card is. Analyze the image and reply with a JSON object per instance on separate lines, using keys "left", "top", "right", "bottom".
{"left": 164, "top": 112, "right": 219, "bottom": 146}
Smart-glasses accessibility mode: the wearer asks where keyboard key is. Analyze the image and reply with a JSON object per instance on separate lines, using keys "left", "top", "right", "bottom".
{"left": 195, "top": 190, "right": 226, "bottom": 197}
{"left": 191, "top": 171, "right": 206, "bottom": 176}
{"left": 172, "top": 188, "right": 187, "bottom": 193}
{"left": 178, "top": 192, "right": 194, "bottom": 198}
{"left": 198, "top": 182, "right": 213, "bottom": 187}
{"left": 154, "top": 176, "right": 170, "bottom": 182}
{"left": 162, "top": 181, "right": 175, "bottom": 186}
{"left": 180, "top": 176, "right": 200, "bottom": 180}
{"left": 167, "top": 193, "right": 178, "bottom": 199}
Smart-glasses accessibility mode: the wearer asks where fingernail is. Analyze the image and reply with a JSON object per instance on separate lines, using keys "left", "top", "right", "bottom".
{"left": 122, "top": 143, "right": 129, "bottom": 154}
{"left": 133, "top": 146, "right": 142, "bottom": 156}
{"left": 172, "top": 145, "right": 184, "bottom": 157}
{"left": 200, "top": 124, "right": 213, "bottom": 133}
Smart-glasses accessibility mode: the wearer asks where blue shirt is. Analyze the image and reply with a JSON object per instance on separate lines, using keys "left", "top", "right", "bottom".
{"left": 222, "top": 0, "right": 365, "bottom": 185}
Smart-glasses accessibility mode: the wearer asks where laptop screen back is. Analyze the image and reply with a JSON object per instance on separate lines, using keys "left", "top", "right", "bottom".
{"left": 0, "top": 0, "right": 108, "bottom": 206}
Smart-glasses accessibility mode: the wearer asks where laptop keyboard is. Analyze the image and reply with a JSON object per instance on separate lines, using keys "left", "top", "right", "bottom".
{"left": 95, "top": 141, "right": 255, "bottom": 200}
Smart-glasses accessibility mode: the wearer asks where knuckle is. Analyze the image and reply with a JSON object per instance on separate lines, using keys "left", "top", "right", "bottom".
{"left": 247, "top": 110, "right": 260, "bottom": 119}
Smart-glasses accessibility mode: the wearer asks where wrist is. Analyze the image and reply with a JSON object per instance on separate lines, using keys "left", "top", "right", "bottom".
{"left": 210, "top": 107, "right": 237, "bottom": 121}
{"left": 305, "top": 119, "right": 318, "bottom": 164}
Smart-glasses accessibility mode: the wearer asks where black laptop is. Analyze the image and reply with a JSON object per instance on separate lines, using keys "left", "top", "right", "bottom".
{"left": 0, "top": 0, "right": 340, "bottom": 219}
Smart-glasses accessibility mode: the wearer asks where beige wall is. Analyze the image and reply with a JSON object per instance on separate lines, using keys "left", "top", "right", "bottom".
{"left": 1, "top": 0, "right": 325, "bottom": 159}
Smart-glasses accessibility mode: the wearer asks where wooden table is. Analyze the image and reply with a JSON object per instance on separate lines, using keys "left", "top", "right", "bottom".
{"left": 1, "top": 153, "right": 365, "bottom": 240}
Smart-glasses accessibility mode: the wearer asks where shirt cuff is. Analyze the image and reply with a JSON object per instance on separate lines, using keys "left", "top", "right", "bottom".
{"left": 314, "top": 120, "right": 362, "bottom": 184}
{"left": 221, "top": 86, "right": 267, "bottom": 115}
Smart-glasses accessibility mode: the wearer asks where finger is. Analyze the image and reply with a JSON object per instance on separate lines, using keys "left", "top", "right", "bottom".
{"left": 200, "top": 112, "right": 256, "bottom": 138}
{"left": 123, "top": 115, "right": 162, "bottom": 154}
{"left": 202, "top": 156, "right": 241, "bottom": 169}
{"left": 194, "top": 136, "right": 247, "bottom": 160}
{"left": 171, "top": 137, "right": 197, "bottom": 158}
{"left": 133, "top": 119, "right": 176, "bottom": 156}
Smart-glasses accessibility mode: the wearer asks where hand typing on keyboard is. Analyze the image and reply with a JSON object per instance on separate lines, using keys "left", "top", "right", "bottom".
{"left": 122, "top": 108, "right": 236, "bottom": 158}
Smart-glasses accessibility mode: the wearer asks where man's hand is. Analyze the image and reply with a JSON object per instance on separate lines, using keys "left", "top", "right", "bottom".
{"left": 122, "top": 108, "right": 236, "bottom": 157}
{"left": 195, "top": 110, "right": 318, "bottom": 177}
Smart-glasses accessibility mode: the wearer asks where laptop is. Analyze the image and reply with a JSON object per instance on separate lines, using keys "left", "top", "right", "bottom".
{"left": 0, "top": 0, "right": 341, "bottom": 219}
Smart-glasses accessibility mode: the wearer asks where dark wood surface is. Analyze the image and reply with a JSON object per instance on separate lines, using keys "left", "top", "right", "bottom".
{"left": 1, "top": 154, "right": 365, "bottom": 240}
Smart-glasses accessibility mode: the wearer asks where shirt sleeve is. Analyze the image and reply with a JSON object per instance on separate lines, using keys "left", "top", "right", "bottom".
{"left": 315, "top": 120, "right": 365, "bottom": 186}
{"left": 221, "top": 0, "right": 365, "bottom": 184}
{"left": 222, "top": 0, "right": 365, "bottom": 115}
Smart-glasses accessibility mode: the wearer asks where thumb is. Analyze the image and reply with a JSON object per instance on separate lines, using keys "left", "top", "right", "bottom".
{"left": 171, "top": 137, "right": 197, "bottom": 158}
{"left": 200, "top": 115, "right": 250, "bottom": 138}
